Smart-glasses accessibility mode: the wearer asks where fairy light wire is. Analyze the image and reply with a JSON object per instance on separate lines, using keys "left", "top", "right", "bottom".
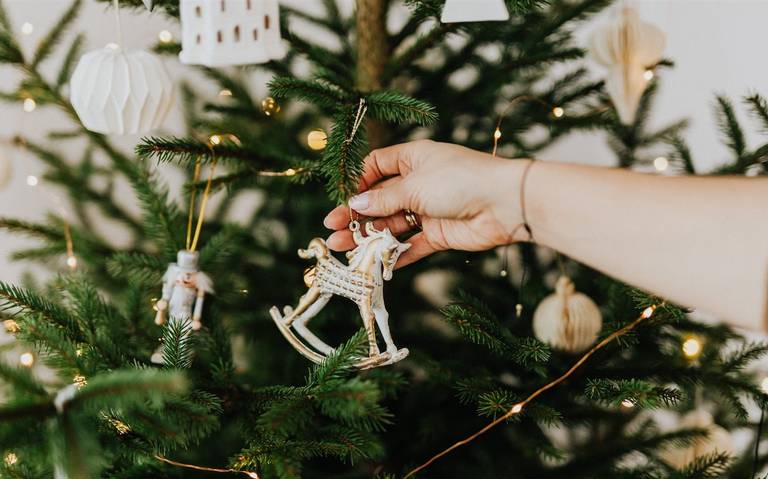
{"left": 154, "top": 455, "right": 259, "bottom": 478}
{"left": 403, "top": 304, "right": 662, "bottom": 479}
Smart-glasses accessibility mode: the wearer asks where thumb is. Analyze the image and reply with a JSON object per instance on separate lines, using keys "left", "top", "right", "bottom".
{"left": 348, "top": 182, "right": 409, "bottom": 217}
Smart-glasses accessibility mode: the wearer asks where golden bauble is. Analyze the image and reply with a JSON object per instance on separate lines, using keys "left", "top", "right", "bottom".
{"left": 307, "top": 129, "right": 328, "bottom": 150}
{"left": 261, "top": 97, "right": 281, "bottom": 116}
{"left": 532, "top": 276, "right": 602, "bottom": 353}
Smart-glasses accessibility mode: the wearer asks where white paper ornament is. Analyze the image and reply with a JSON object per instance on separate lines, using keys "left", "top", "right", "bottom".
{"left": 588, "top": 5, "right": 665, "bottom": 124}
{"left": 661, "top": 410, "right": 734, "bottom": 469}
{"left": 70, "top": 45, "right": 174, "bottom": 135}
{"left": 179, "top": 0, "right": 286, "bottom": 67}
{"left": 533, "top": 276, "right": 602, "bottom": 353}
{"left": 441, "top": 0, "right": 509, "bottom": 23}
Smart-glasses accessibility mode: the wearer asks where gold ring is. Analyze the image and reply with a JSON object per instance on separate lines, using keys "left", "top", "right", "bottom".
{"left": 404, "top": 209, "right": 422, "bottom": 230}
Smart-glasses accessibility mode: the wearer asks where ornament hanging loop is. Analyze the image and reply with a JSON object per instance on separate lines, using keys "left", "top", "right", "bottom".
{"left": 113, "top": 0, "right": 124, "bottom": 48}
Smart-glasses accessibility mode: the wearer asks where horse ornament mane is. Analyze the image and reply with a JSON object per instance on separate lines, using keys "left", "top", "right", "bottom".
{"left": 270, "top": 221, "right": 411, "bottom": 369}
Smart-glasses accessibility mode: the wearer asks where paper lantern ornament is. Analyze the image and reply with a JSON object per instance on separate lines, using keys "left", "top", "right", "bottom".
{"left": 661, "top": 410, "right": 734, "bottom": 469}
{"left": 533, "top": 276, "right": 602, "bottom": 353}
{"left": 70, "top": 45, "right": 174, "bottom": 135}
{"left": 588, "top": 5, "right": 665, "bottom": 124}
{"left": 179, "top": 0, "right": 287, "bottom": 67}
{"left": 441, "top": 0, "right": 509, "bottom": 23}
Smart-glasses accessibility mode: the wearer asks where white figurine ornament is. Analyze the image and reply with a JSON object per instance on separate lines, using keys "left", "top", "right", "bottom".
{"left": 154, "top": 250, "right": 214, "bottom": 332}
{"left": 179, "top": 0, "right": 286, "bottom": 67}
{"left": 588, "top": 5, "right": 666, "bottom": 124}
{"left": 533, "top": 276, "right": 602, "bottom": 353}
{"left": 271, "top": 221, "right": 410, "bottom": 369}
{"left": 441, "top": 0, "right": 509, "bottom": 23}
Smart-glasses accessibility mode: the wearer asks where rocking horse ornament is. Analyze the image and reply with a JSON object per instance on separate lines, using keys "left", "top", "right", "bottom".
{"left": 270, "top": 220, "right": 411, "bottom": 369}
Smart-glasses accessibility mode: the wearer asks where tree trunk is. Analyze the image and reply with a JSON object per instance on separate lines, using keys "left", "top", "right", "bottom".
{"left": 356, "top": 0, "right": 389, "bottom": 149}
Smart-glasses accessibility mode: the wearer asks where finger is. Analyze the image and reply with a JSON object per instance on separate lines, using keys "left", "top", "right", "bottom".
{"left": 348, "top": 179, "right": 411, "bottom": 217}
{"left": 325, "top": 177, "right": 404, "bottom": 230}
{"left": 396, "top": 232, "right": 441, "bottom": 268}
{"left": 371, "top": 211, "right": 414, "bottom": 236}
{"left": 357, "top": 143, "right": 411, "bottom": 192}
{"left": 324, "top": 204, "right": 351, "bottom": 230}
{"left": 326, "top": 230, "right": 356, "bottom": 251}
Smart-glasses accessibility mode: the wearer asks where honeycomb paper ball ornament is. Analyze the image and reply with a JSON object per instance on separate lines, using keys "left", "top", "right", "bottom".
{"left": 441, "top": 0, "right": 509, "bottom": 23}
{"left": 70, "top": 45, "right": 174, "bottom": 135}
{"left": 661, "top": 410, "right": 734, "bottom": 469}
{"left": 533, "top": 276, "right": 602, "bottom": 353}
{"left": 588, "top": 5, "right": 665, "bottom": 124}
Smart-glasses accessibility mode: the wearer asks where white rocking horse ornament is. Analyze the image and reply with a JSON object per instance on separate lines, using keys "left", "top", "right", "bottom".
{"left": 270, "top": 221, "right": 411, "bottom": 369}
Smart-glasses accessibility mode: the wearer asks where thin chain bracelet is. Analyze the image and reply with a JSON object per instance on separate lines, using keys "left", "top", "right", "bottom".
{"left": 510, "top": 159, "right": 536, "bottom": 242}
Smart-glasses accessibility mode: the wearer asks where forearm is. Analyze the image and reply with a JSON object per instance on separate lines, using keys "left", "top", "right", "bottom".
{"left": 513, "top": 160, "right": 768, "bottom": 330}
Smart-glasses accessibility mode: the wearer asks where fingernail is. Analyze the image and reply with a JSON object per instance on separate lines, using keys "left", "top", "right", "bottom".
{"left": 323, "top": 214, "right": 332, "bottom": 228}
{"left": 348, "top": 191, "right": 370, "bottom": 211}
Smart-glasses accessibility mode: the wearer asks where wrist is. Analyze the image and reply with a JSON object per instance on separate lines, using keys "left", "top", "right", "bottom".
{"left": 492, "top": 158, "right": 535, "bottom": 244}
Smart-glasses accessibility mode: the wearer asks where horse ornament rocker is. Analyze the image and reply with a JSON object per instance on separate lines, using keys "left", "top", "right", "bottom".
{"left": 270, "top": 220, "right": 411, "bottom": 369}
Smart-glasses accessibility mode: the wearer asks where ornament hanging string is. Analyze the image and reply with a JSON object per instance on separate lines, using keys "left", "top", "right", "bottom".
{"left": 112, "top": 0, "right": 124, "bottom": 48}
{"left": 187, "top": 145, "right": 217, "bottom": 251}
{"left": 63, "top": 220, "right": 77, "bottom": 271}
{"left": 347, "top": 98, "right": 368, "bottom": 227}
{"left": 186, "top": 159, "right": 202, "bottom": 250}
{"left": 403, "top": 303, "right": 662, "bottom": 479}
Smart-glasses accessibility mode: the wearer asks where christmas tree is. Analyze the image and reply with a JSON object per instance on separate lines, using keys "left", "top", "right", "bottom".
{"left": 0, "top": 0, "right": 766, "bottom": 478}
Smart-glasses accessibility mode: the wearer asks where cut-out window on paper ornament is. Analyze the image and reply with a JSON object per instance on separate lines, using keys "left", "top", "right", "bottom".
{"left": 179, "top": 0, "right": 286, "bottom": 67}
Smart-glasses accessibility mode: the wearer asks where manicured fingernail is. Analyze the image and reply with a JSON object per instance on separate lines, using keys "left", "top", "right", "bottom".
{"left": 323, "top": 214, "right": 332, "bottom": 228}
{"left": 348, "top": 192, "right": 370, "bottom": 211}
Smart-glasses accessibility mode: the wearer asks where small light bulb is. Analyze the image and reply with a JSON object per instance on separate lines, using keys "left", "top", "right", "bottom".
{"left": 158, "top": 30, "right": 173, "bottom": 43}
{"left": 239, "top": 289, "right": 249, "bottom": 295}
{"left": 246, "top": 473, "right": 260, "bottom": 479}
{"left": 307, "top": 129, "right": 328, "bottom": 151}
{"left": 511, "top": 404, "right": 523, "bottom": 414}
{"left": 209, "top": 135, "right": 222, "bottom": 145}
{"left": 3, "top": 319, "right": 19, "bottom": 333}
{"left": 75, "top": 348, "right": 83, "bottom": 357}
{"left": 621, "top": 398, "right": 635, "bottom": 408}
{"left": 644, "top": 69, "right": 655, "bottom": 81}
{"left": 552, "top": 107, "right": 564, "bottom": 118}
{"left": 73, "top": 374, "right": 87, "bottom": 389}
{"left": 22, "top": 98, "right": 36, "bottom": 112}
{"left": 25, "top": 175, "right": 38, "bottom": 186}
{"left": 493, "top": 128, "right": 502, "bottom": 140}
{"left": 641, "top": 306, "right": 656, "bottom": 319}
{"left": 4, "top": 452, "right": 18, "bottom": 466}
{"left": 761, "top": 377, "right": 768, "bottom": 395}
{"left": 515, "top": 303, "right": 523, "bottom": 318}
{"left": 284, "top": 168, "right": 296, "bottom": 176}
{"left": 66, "top": 255, "right": 78, "bottom": 270}
{"left": 682, "top": 336, "right": 702, "bottom": 359}
{"left": 499, "top": 269, "right": 508, "bottom": 277}
{"left": 653, "top": 156, "right": 669, "bottom": 172}
{"left": 20, "top": 22, "right": 33, "bottom": 35}
{"left": 219, "top": 89, "right": 232, "bottom": 97}
{"left": 19, "top": 352, "right": 34, "bottom": 367}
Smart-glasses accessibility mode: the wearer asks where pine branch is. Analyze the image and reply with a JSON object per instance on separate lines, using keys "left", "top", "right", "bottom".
{"left": 31, "top": 0, "right": 81, "bottom": 69}
{"left": 306, "top": 330, "right": 368, "bottom": 386}
{"left": 106, "top": 252, "right": 165, "bottom": 284}
{"left": 714, "top": 95, "right": 746, "bottom": 157}
{"left": 136, "top": 136, "right": 270, "bottom": 166}
{"left": 0, "top": 281, "right": 82, "bottom": 341}
{"left": 55, "top": 33, "right": 84, "bottom": 89}
{"left": 162, "top": 318, "right": 195, "bottom": 370}
{"left": 321, "top": 106, "right": 369, "bottom": 203}
{"left": 365, "top": 90, "right": 438, "bottom": 126}
{"left": 269, "top": 77, "right": 351, "bottom": 109}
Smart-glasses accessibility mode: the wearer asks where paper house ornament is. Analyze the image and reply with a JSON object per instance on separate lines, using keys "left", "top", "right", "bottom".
{"left": 70, "top": 45, "right": 175, "bottom": 135}
{"left": 179, "top": 0, "right": 287, "bottom": 67}
{"left": 441, "top": 0, "right": 510, "bottom": 23}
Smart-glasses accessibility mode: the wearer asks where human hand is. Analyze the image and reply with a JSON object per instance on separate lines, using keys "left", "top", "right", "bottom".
{"left": 323, "top": 140, "right": 530, "bottom": 267}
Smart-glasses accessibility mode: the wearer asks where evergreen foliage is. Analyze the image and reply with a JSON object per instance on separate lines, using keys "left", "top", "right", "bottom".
{"left": 0, "top": 0, "right": 764, "bottom": 478}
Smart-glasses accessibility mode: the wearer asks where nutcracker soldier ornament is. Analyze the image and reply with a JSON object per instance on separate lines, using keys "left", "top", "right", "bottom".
{"left": 271, "top": 221, "right": 410, "bottom": 369}
{"left": 154, "top": 250, "right": 214, "bottom": 331}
